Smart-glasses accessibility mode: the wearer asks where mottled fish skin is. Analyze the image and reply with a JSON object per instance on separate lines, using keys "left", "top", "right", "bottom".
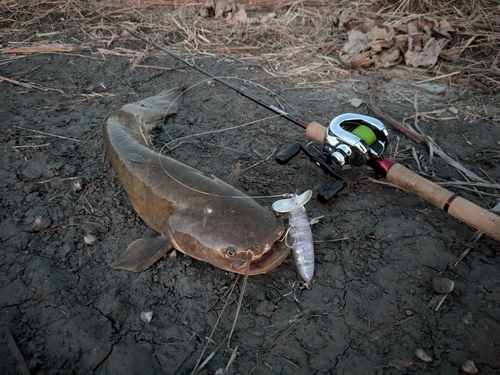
{"left": 103, "top": 87, "right": 290, "bottom": 274}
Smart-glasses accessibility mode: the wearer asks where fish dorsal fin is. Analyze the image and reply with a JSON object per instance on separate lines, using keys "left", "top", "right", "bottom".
{"left": 110, "top": 237, "right": 172, "bottom": 272}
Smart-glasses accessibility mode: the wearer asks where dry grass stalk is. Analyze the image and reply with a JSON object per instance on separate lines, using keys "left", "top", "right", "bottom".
{"left": 2, "top": 0, "right": 499, "bottom": 86}
{"left": 0, "top": 75, "right": 67, "bottom": 94}
{"left": 13, "top": 125, "right": 86, "bottom": 143}
{"left": 368, "top": 75, "right": 426, "bottom": 143}
{"left": 2, "top": 44, "right": 75, "bottom": 54}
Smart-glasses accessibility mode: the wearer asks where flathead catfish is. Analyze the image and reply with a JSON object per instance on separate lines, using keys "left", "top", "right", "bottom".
{"left": 103, "top": 87, "right": 290, "bottom": 274}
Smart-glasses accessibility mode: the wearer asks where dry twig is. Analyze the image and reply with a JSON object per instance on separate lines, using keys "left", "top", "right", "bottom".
{"left": 368, "top": 75, "right": 426, "bottom": 143}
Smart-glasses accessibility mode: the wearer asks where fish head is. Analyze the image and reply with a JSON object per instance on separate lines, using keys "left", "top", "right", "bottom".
{"left": 167, "top": 202, "right": 290, "bottom": 275}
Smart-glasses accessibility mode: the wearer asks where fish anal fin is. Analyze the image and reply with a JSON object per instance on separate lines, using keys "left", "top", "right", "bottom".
{"left": 110, "top": 237, "right": 172, "bottom": 272}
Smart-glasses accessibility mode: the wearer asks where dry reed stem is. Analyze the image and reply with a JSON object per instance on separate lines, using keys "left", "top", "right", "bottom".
{"left": 2, "top": 44, "right": 75, "bottom": 53}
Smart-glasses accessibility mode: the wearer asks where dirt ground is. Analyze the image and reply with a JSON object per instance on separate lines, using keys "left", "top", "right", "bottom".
{"left": 1, "top": 4, "right": 500, "bottom": 375}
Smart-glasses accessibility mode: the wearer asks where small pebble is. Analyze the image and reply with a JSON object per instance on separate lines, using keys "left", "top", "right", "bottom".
{"left": 433, "top": 276, "right": 454, "bottom": 294}
{"left": 30, "top": 216, "right": 52, "bottom": 232}
{"left": 140, "top": 311, "right": 153, "bottom": 324}
{"left": 84, "top": 234, "right": 97, "bottom": 246}
{"left": 414, "top": 348, "right": 433, "bottom": 363}
{"left": 405, "top": 310, "right": 413, "bottom": 316}
{"left": 73, "top": 179, "right": 83, "bottom": 192}
{"left": 448, "top": 106, "right": 458, "bottom": 114}
{"left": 350, "top": 98, "right": 363, "bottom": 107}
{"left": 461, "top": 313, "right": 473, "bottom": 325}
{"left": 462, "top": 360, "right": 478, "bottom": 374}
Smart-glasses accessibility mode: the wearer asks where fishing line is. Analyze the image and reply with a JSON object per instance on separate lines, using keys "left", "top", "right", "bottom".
{"left": 156, "top": 75, "right": 292, "bottom": 146}
{"left": 153, "top": 77, "right": 292, "bottom": 200}
{"left": 102, "top": 16, "right": 298, "bottom": 200}
{"left": 104, "top": 15, "right": 310, "bottom": 129}
{"left": 160, "top": 115, "right": 280, "bottom": 150}
{"left": 157, "top": 114, "right": 289, "bottom": 200}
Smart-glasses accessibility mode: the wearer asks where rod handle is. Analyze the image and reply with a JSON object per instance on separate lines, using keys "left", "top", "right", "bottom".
{"left": 306, "top": 121, "right": 326, "bottom": 143}
{"left": 386, "top": 163, "right": 500, "bottom": 241}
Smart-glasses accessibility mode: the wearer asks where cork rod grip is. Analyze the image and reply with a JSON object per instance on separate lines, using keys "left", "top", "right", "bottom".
{"left": 306, "top": 121, "right": 326, "bottom": 144}
{"left": 386, "top": 163, "right": 500, "bottom": 241}
{"left": 303, "top": 121, "right": 500, "bottom": 241}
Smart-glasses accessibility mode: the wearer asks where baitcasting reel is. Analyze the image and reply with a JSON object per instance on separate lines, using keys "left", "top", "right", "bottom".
{"left": 323, "top": 113, "right": 389, "bottom": 167}
{"left": 276, "top": 114, "right": 389, "bottom": 203}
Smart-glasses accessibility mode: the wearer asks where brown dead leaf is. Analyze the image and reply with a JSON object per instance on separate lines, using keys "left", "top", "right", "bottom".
{"left": 231, "top": 6, "right": 247, "bottom": 23}
{"left": 339, "top": 29, "right": 372, "bottom": 67}
{"left": 439, "top": 47, "right": 460, "bottom": 61}
{"left": 366, "top": 24, "right": 395, "bottom": 42}
{"left": 201, "top": 0, "right": 242, "bottom": 20}
{"left": 337, "top": 8, "right": 459, "bottom": 69}
{"left": 342, "top": 29, "right": 369, "bottom": 55}
{"left": 376, "top": 47, "right": 401, "bottom": 68}
{"left": 340, "top": 50, "right": 374, "bottom": 68}
{"left": 408, "top": 33, "right": 428, "bottom": 48}
{"left": 439, "top": 36, "right": 473, "bottom": 61}
{"left": 419, "top": 17, "right": 438, "bottom": 35}
{"left": 393, "top": 34, "right": 408, "bottom": 46}
{"left": 405, "top": 36, "right": 448, "bottom": 67}
{"left": 370, "top": 39, "right": 392, "bottom": 52}
{"left": 337, "top": 8, "right": 360, "bottom": 31}
{"left": 438, "top": 19, "right": 455, "bottom": 35}
{"left": 408, "top": 22, "right": 419, "bottom": 34}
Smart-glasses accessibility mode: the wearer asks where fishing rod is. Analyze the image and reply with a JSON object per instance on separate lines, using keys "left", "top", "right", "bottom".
{"left": 105, "top": 16, "right": 500, "bottom": 242}
{"left": 105, "top": 16, "right": 309, "bottom": 130}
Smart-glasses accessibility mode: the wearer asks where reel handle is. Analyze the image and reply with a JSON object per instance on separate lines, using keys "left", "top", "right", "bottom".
{"left": 275, "top": 143, "right": 301, "bottom": 165}
{"left": 305, "top": 121, "right": 500, "bottom": 241}
{"left": 317, "top": 180, "right": 345, "bottom": 204}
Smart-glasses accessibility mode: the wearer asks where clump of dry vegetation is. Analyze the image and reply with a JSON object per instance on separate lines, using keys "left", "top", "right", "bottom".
{"left": 1, "top": 0, "right": 499, "bottom": 90}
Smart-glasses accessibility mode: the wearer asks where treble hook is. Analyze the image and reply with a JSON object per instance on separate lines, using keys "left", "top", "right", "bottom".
{"left": 283, "top": 280, "right": 311, "bottom": 303}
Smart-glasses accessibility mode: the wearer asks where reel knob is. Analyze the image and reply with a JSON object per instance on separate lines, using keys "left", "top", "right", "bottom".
{"left": 329, "top": 144, "right": 351, "bottom": 166}
{"left": 317, "top": 180, "right": 345, "bottom": 204}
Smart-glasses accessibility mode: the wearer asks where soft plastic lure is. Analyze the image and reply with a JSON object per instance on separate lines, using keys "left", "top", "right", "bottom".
{"left": 287, "top": 205, "right": 314, "bottom": 286}
{"left": 273, "top": 191, "right": 314, "bottom": 287}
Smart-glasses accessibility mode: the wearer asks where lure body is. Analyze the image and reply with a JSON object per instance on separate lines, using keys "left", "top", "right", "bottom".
{"left": 288, "top": 206, "right": 314, "bottom": 284}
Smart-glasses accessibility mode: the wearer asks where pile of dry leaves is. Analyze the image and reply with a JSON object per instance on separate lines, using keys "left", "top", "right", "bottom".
{"left": 200, "top": 0, "right": 248, "bottom": 22}
{"left": 336, "top": 8, "right": 472, "bottom": 69}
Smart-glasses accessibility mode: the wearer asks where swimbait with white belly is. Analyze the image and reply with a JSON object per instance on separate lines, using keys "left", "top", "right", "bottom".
{"left": 103, "top": 87, "right": 290, "bottom": 274}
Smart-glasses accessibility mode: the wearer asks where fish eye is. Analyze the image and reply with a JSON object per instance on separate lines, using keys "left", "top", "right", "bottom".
{"left": 226, "top": 246, "right": 236, "bottom": 257}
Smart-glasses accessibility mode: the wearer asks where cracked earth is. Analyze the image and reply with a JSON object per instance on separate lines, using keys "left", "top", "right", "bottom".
{"left": 1, "top": 35, "right": 499, "bottom": 374}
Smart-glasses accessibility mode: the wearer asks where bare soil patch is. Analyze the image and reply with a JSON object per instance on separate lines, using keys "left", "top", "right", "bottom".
{"left": 1, "top": 1, "right": 499, "bottom": 374}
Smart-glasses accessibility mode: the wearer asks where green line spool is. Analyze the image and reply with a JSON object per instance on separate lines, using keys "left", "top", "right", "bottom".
{"left": 351, "top": 125, "right": 377, "bottom": 146}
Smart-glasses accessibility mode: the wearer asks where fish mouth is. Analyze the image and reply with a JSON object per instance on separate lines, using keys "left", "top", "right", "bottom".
{"left": 231, "top": 239, "right": 290, "bottom": 275}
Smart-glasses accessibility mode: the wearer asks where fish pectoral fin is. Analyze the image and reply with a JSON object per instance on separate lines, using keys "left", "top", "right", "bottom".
{"left": 110, "top": 237, "right": 173, "bottom": 272}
